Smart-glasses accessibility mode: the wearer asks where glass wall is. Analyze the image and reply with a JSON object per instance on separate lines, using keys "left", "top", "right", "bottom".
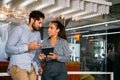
{"left": 67, "top": 20, "right": 120, "bottom": 80}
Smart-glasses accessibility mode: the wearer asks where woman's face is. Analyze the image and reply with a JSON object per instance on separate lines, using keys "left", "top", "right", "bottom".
{"left": 48, "top": 22, "right": 59, "bottom": 37}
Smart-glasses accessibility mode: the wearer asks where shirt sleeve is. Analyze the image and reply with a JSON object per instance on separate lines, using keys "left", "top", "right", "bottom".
{"left": 57, "top": 40, "right": 71, "bottom": 63}
{"left": 5, "top": 27, "right": 28, "bottom": 55}
{"left": 36, "top": 32, "right": 42, "bottom": 65}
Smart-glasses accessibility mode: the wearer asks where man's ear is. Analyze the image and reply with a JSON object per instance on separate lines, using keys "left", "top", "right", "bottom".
{"left": 30, "top": 18, "right": 34, "bottom": 23}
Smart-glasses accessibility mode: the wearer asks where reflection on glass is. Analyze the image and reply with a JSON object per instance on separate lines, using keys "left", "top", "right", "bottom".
{"left": 68, "top": 36, "right": 80, "bottom": 62}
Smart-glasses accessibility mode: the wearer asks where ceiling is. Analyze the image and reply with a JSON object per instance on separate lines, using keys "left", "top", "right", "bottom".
{"left": 0, "top": 0, "right": 120, "bottom": 35}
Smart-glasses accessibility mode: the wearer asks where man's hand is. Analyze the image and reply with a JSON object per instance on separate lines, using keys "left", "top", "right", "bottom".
{"left": 28, "top": 40, "right": 42, "bottom": 50}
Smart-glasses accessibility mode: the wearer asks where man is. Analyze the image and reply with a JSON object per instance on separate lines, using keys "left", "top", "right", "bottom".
{"left": 5, "top": 10, "right": 45, "bottom": 80}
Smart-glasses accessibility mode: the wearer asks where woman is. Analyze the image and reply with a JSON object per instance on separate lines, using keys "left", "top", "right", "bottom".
{"left": 39, "top": 20, "right": 70, "bottom": 80}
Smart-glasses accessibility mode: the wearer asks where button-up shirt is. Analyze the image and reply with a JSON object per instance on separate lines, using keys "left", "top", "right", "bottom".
{"left": 42, "top": 37, "right": 70, "bottom": 63}
{"left": 5, "top": 24, "right": 41, "bottom": 74}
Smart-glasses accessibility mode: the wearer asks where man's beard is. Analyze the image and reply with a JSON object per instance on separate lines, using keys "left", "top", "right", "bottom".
{"left": 32, "top": 22, "right": 40, "bottom": 31}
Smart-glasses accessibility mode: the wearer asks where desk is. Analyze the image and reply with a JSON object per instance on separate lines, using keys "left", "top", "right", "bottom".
{"left": 66, "top": 62, "right": 80, "bottom": 80}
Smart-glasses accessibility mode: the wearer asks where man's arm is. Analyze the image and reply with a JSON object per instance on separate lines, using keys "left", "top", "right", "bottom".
{"left": 5, "top": 27, "right": 28, "bottom": 55}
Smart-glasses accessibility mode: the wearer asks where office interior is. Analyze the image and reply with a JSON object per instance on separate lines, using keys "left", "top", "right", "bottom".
{"left": 0, "top": 0, "right": 120, "bottom": 80}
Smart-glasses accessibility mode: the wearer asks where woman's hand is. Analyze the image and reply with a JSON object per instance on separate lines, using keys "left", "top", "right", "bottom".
{"left": 47, "top": 52, "right": 58, "bottom": 60}
{"left": 39, "top": 53, "right": 46, "bottom": 60}
{"left": 38, "top": 68, "right": 43, "bottom": 75}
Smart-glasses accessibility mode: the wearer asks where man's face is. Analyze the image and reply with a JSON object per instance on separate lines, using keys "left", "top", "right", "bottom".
{"left": 32, "top": 18, "right": 44, "bottom": 31}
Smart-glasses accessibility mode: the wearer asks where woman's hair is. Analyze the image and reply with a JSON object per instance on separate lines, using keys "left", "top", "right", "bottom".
{"left": 29, "top": 10, "right": 45, "bottom": 22}
{"left": 50, "top": 20, "right": 68, "bottom": 41}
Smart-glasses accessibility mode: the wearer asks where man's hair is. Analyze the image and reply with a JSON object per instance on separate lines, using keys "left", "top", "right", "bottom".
{"left": 29, "top": 10, "right": 45, "bottom": 22}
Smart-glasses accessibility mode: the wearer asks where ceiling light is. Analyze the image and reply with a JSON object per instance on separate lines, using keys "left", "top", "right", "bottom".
{"left": 0, "top": 12, "right": 7, "bottom": 20}
{"left": 83, "top": 31, "right": 120, "bottom": 37}
{"left": 69, "top": 31, "right": 89, "bottom": 35}
{"left": 66, "top": 20, "right": 120, "bottom": 31}
{"left": 14, "top": 8, "right": 27, "bottom": 19}
{"left": 0, "top": 4, "right": 27, "bottom": 21}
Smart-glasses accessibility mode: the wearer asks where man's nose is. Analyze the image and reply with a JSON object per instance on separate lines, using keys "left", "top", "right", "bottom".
{"left": 39, "top": 24, "right": 42, "bottom": 27}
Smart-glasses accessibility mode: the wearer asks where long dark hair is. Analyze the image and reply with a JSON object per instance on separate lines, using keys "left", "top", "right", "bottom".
{"left": 50, "top": 20, "right": 68, "bottom": 41}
